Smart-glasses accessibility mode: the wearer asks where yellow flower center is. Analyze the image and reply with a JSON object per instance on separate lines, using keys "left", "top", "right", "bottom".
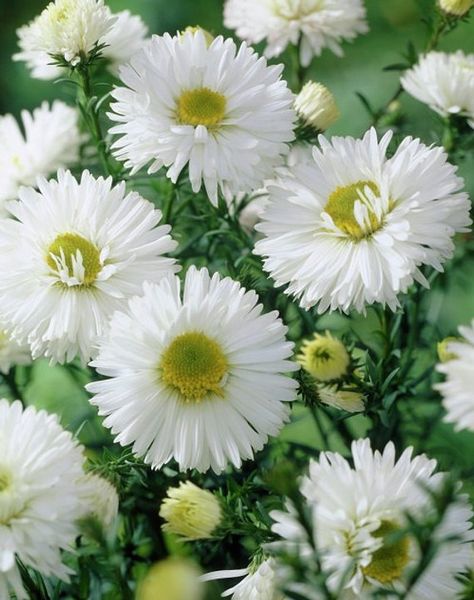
{"left": 363, "top": 520, "right": 410, "bottom": 585}
{"left": 0, "top": 468, "right": 12, "bottom": 493}
{"left": 324, "top": 180, "right": 382, "bottom": 240}
{"left": 47, "top": 232, "right": 102, "bottom": 286}
{"left": 176, "top": 87, "right": 227, "bottom": 128}
{"left": 160, "top": 331, "right": 228, "bottom": 402}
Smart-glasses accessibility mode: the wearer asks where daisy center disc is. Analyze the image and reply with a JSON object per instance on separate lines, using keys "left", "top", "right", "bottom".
{"left": 324, "top": 180, "right": 382, "bottom": 240}
{"left": 363, "top": 520, "right": 410, "bottom": 585}
{"left": 47, "top": 232, "right": 102, "bottom": 285}
{"left": 160, "top": 331, "right": 228, "bottom": 402}
{"left": 176, "top": 87, "right": 227, "bottom": 128}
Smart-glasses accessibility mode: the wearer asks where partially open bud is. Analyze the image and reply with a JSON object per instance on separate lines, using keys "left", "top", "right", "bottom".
{"left": 295, "top": 81, "right": 340, "bottom": 133}
{"left": 138, "top": 558, "right": 204, "bottom": 600}
{"left": 179, "top": 26, "right": 214, "bottom": 46}
{"left": 437, "top": 337, "right": 460, "bottom": 363}
{"left": 318, "top": 384, "right": 365, "bottom": 413}
{"left": 438, "top": 0, "right": 474, "bottom": 16}
{"left": 159, "top": 481, "right": 222, "bottom": 540}
{"left": 298, "top": 331, "right": 350, "bottom": 382}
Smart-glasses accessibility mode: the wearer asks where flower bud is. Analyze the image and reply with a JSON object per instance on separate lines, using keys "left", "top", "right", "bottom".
{"left": 180, "top": 26, "right": 214, "bottom": 46}
{"left": 295, "top": 81, "right": 340, "bottom": 132}
{"left": 439, "top": 0, "right": 474, "bottom": 16}
{"left": 298, "top": 331, "right": 350, "bottom": 382}
{"left": 159, "top": 481, "right": 222, "bottom": 540}
{"left": 138, "top": 558, "right": 204, "bottom": 600}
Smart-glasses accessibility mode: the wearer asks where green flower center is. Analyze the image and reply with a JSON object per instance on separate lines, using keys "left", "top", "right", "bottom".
{"left": 176, "top": 87, "right": 227, "bottom": 128}
{"left": 0, "top": 468, "right": 12, "bottom": 493}
{"left": 160, "top": 331, "right": 228, "bottom": 402}
{"left": 363, "top": 520, "right": 410, "bottom": 585}
{"left": 324, "top": 180, "right": 382, "bottom": 240}
{"left": 47, "top": 232, "right": 102, "bottom": 286}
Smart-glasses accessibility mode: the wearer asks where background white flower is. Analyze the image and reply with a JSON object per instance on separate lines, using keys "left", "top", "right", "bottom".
{"left": 0, "top": 327, "right": 31, "bottom": 374}
{"left": 0, "top": 101, "right": 80, "bottom": 216}
{"left": 108, "top": 30, "right": 295, "bottom": 205}
{"left": 271, "top": 439, "right": 474, "bottom": 598}
{"left": 0, "top": 399, "right": 85, "bottom": 600}
{"left": 15, "top": 8, "right": 148, "bottom": 79}
{"left": 436, "top": 320, "right": 474, "bottom": 431}
{"left": 78, "top": 473, "right": 119, "bottom": 529}
{"left": 0, "top": 170, "right": 178, "bottom": 364}
{"left": 224, "top": 0, "right": 368, "bottom": 67}
{"left": 401, "top": 51, "right": 474, "bottom": 129}
{"left": 87, "top": 267, "right": 298, "bottom": 473}
{"left": 255, "top": 129, "right": 471, "bottom": 313}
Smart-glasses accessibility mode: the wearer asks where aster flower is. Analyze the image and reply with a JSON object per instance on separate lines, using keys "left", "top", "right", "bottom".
{"left": 201, "top": 558, "right": 285, "bottom": 599}
{"left": 0, "top": 328, "right": 31, "bottom": 374}
{"left": 108, "top": 30, "right": 295, "bottom": 205}
{"left": 224, "top": 0, "right": 368, "bottom": 67}
{"left": 78, "top": 473, "right": 119, "bottom": 529}
{"left": 0, "top": 399, "right": 85, "bottom": 599}
{"left": 255, "top": 129, "right": 471, "bottom": 313}
{"left": 0, "top": 169, "right": 178, "bottom": 364}
{"left": 295, "top": 81, "right": 340, "bottom": 133}
{"left": 271, "top": 439, "right": 474, "bottom": 598}
{"left": 0, "top": 101, "right": 80, "bottom": 216}
{"left": 160, "top": 481, "right": 222, "bottom": 540}
{"left": 87, "top": 267, "right": 298, "bottom": 473}
{"left": 401, "top": 51, "right": 474, "bottom": 129}
{"left": 436, "top": 321, "right": 474, "bottom": 432}
{"left": 15, "top": 9, "right": 148, "bottom": 79}
{"left": 13, "top": 0, "right": 114, "bottom": 69}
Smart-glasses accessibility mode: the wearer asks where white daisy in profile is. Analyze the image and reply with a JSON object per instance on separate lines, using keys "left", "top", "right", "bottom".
{"left": 201, "top": 558, "right": 285, "bottom": 599}
{"left": 0, "top": 170, "right": 178, "bottom": 364}
{"left": 0, "top": 399, "right": 85, "bottom": 600}
{"left": 0, "top": 101, "right": 80, "bottom": 216}
{"left": 87, "top": 267, "right": 298, "bottom": 473}
{"left": 13, "top": 0, "right": 114, "bottom": 69}
{"left": 436, "top": 320, "right": 474, "bottom": 432}
{"left": 255, "top": 129, "right": 471, "bottom": 313}
{"left": 108, "top": 30, "right": 295, "bottom": 205}
{"left": 271, "top": 439, "right": 474, "bottom": 599}
{"left": 15, "top": 9, "right": 148, "bottom": 80}
{"left": 0, "top": 327, "right": 31, "bottom": 374}
{"left": 401, "top": 51, "right": 474, "bottom": 129}
{"left": 224, "top": 0, "right": 368, "bottom": 67}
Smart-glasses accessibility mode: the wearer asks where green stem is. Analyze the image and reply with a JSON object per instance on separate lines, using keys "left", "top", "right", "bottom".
{"left": 308, "top": 405, "right": 330, "bottom": 450}
{"left": 3, "top": 368, "right": 25, "bottom": 406}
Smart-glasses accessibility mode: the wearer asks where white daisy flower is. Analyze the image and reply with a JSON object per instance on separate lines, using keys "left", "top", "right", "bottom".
{"left": 255, "top": 129, "right": 471, "bottom": 313}
{"left": 87, "top": 267, "right": 298, "bottom": 473}
{"left": 224, "top": 0, "right": 368, "bottom": 67}
{"left": 0, "top": 101, "right": 80, "bottom": 216}
{"left": 78, "top": 473, "right": 119, "bottom": 529}
{"left": 13, "top": 0, "right": 114, "bottom": 69}
{"left": 0, "top": 399, "right": 85, "bottom": 600}
{"left": 0, "top": 169, "right": 178, "bottom": 364}
{"left": 201, "top": 558, "right": 285, "bottom": 599}
{"left": 108, "top": 30, "right": 295, "bottom": 205}
{"left": 401, "top": 51, "right": 474, "bottom": 129}
{"left": 0, "top": 328, "right": 31, "bottom": 374}
{"left": 15, "top": 9, "right": 148, "bottom": 80}
{"left": 271, "top": 439, "right": 474, "bottom": 598}
{"left": 436, "top": 320, "right": 474, "bottom": 432}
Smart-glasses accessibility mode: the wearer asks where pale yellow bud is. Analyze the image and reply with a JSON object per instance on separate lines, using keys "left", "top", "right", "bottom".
{"left": 437, "top": 337, "right": 460, "bottom": 363}
{"left": 298, "top": 331, "right": 350, "bottom": 381}
{"left": 294, "top": 81, "right": 340, "bottom": 132}
{"left": 179, "top": 26, "right": 214, "bottom": 46}
{"left": 159, "top": 481, "right": 222, "bottom": 540}
{"left": 318, "top": 384, "right": 365, "bottom": 413}
{"left": 138, "top": 558, "right": 204, "bottom": 600}
{"left": 439, "top": 0, "right": 474, "bottom": 15}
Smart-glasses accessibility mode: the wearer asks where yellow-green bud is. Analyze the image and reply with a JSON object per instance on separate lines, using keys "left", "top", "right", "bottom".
{"left": 437, "top": 337, "right": 460, "bottom": 363}
{"left": 294, "top": 81, "right": 340, "bottom": 132}
{"left": 298, "top": 331, "right": 350, "bottom": 382}
{"left": 159, "top": 481, "right": 222, "bottom": 540}
{"left": 439, "top": 0, "right": 474, "bottom": 15}
{"left": 137, "top": 558, "right": 204, "bottom": 600}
